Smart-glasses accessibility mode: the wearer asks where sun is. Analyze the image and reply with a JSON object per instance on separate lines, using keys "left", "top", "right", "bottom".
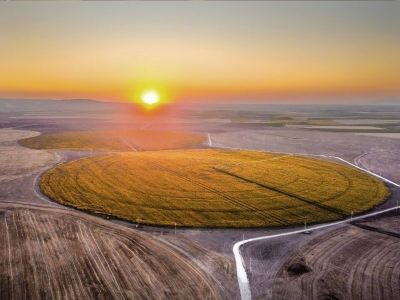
{"left": 141, "top": 90, "right": 159, "bottom": 105}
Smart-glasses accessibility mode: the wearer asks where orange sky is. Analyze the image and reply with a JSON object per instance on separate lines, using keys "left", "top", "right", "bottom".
{"left": 0, "top": 2, "right": 399, "bottom": 104}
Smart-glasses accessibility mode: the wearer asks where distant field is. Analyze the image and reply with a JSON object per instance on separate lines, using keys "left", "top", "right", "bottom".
{"left": 289, "top": 125, "right": 384, "bottom": 130}
{"left": 352, "top": 132, "right": 400, "bottom": 139}
{"left": 19, "top": 130, "right": 206, "bottom": 151}
{"left": 40, "top": 150, "right": 389, "bottom": 228}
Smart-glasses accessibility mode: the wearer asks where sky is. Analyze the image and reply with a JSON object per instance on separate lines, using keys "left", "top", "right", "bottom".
{"left": 0, "top": 2, "right": 399, "bottom": 104}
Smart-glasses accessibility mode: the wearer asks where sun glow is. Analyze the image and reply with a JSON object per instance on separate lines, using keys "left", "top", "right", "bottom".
{"left": 141, "top": 91, "right": 159, "bottom": 105}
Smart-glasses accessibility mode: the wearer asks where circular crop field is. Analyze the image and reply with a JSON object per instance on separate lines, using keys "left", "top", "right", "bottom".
{"left": 20, "top": 130, "right": 205, "bottom": 151}
{"left": 40, "top": 150, "right": 389, "bottom": 228}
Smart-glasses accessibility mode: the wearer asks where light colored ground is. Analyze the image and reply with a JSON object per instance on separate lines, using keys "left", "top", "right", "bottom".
{"left": 0, "top": 129, "right": 58, "bottom": 183}
{"left": 200, "top": 119, "right": 232, "bottom": 123}
{"left": 10, "top": 115, "right": 111, "bottom": 119}
{"left": 0, "top": 128, "right": 40, "bottom": 142}
{"left": 335, "top": 119, "right": 400, "bottom": 125}
{"left": 351, "top": 132, "right": 400, "bottom": 139}
{"left": 353, "top": 149, "right": 400, "bottom": 183}
{"left": 210, "top": 127, "right": 400, "bottom": 171}
{"left": 285, "top": 125, "right": 384, "bottom": 130}
{"left": 106, "top": 117, "right": 205, "bottom": 124}
{"left": 0, "top": 146, "right": 58, "bottom": 183}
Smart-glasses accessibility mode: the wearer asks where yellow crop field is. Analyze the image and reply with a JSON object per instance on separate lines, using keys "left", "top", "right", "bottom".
{"left": 40, "top": 150, "right": 389, "bottom": 228}
{"left": 19, "top": 130, "right": 206, "bottom": 151}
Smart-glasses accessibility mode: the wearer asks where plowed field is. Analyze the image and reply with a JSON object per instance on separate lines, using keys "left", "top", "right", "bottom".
{"left": 273, "top": 220, "right": 400, "bottom": 300}
{"left": 0, "top": 205, "right": 237, "bottom": 300}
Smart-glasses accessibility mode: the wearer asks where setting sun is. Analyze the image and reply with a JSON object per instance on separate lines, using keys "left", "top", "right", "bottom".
{"left": 141, "top": 91, "right": 159, "bottom": 105}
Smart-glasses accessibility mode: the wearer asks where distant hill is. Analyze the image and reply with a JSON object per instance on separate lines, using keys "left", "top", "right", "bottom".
{"left": 369, "top": 99, "right": 400, "bottom": 106}
{"left": 0, "top": 99, "right": 129, "bottom": 114}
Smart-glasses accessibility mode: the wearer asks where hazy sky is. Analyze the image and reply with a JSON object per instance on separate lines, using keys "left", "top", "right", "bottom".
{"left": 1, "top": 2, "right": 399, "bottom": 104}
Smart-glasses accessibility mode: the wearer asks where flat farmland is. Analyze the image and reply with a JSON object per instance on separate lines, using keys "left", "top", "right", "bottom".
{"left": 19, "top": 130, "right": 206, "bottom": 151}
{"left": 0, "top": 128, "right": 60, "bottom": 206}
{"left": 272, "top": 216, "right": 400, "bottom": 300}
{"left": 0, "top": 204, "right": 238, "bottom": 300}
{"left": 40, "top": 150, "right": 388, "bottom": 228}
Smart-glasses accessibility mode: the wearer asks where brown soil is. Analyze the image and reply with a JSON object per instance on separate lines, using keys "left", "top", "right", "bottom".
{"left": 354, "top": 214, "right": 400, "bottom": 235}
{"left": 0, "top": 203, "right": 238, "bottom": 300}
{"left": 272, "top": 218, "right": 400, "bottom": 300}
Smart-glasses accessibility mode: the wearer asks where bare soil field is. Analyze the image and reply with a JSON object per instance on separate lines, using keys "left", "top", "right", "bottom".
{"left": 210, "top": 127, "right": 400, "bottom": 181}
{"left": 354, "top": 150, "right": 400, "bottom": 184}
{"left": 0, "top": 129, "right": 64, "bottom": 213}
{"left": 211, "top": 127, "right": 400, "bottom": 158}
{"left": 0, "top": 129, "right": 59, "bottom": 181}
{"left": 0, "top": 146, "right": 58, "bottom": 183}
{"left": 335, "top": 119, "right": 400, "bottom": 125}
{"left": 352, "top": 132, "right": 400, "bottom": 139}
{"left": 0, "top": 204, "right": 238, "bottom": 300}
{"left": 271, "top": 216, "right": 400, "bottom": 300}
{"left": 353, "top": 213, "right": 400, "bottom": 236}
{"left": 0, "top": 128, "right": 40, "bottom": 142}
{"left": 285, "top": 125, "right": 384, "bottom": 130}
{"left": 239, "top": 224, "right": 348, "bottom": 300}
{"left": 0, "top": 129, "right": 59, "bottom": 204}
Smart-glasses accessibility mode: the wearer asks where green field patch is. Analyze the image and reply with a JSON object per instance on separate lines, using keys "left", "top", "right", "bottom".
{"left": 19, "top": 130, "right": 206, "bottom": 151}
{"left": 40, "top": 150, "right": 389, "bottom": 228}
